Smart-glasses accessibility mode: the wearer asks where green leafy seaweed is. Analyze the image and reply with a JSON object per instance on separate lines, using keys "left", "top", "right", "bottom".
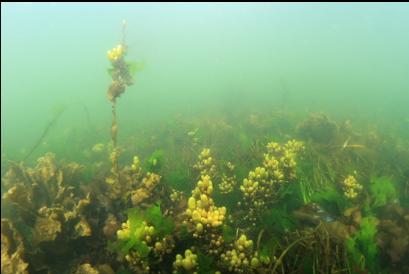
{"left": 311, "top": 185, "right": 347, "bottom": 216}
{"left": 369, "top": 176, "right": 397, "bottom": 208}
{"left": 260, "top": 206, "right": 297, "bottom": 232}
{"left": 144, "top": 203, "right": 174, "bottom": 237}
{"left": 222, "top": 224, "right": 236, "bottom": 242}
{"left": 146, "top": 149, "right": 164, "bottom": 172}
{"left": 197, "top": 251, "right": 214, "bottom": 274}
{"left": 108, "top": 204, "right": 173, "bottom": 258}
{"left": 346, "top": 216, "right": 379, "bottom": 272}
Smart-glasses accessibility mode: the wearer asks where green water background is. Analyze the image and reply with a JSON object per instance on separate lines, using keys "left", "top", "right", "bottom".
{"left": 1, "top": 3, "right": 409, "bottom": 158}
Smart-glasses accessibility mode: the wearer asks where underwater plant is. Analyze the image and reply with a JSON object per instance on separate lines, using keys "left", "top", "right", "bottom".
{"left": 310, "top": 185, "right": 348, "bottom": 217}
{"left": 146, "top": 149, "right": 164, "bottom": 173}
{"left": 2, "top": 12, "right": 409, "bottom": 273}
{"left": 369, "top": 176, "right": 397, "bottom": 208}
{"left": 106, "top": 20, "right": 136, "bottom": 186}
{"left": 172, "top": 249, "right": 198, "bottom": 273}
{"left": 345, "top": 216, "right": 379, "bottom": 273}
{"left": 110, "top": 204, "right": 175, "bottom": 273}
{"left": 296, "top": 113, "right": 339, "bottom": 144}
{"left": 239, "top": 140, "right": 304, "bottom": 224}
{"left": 377, "top": 204, "right": 409, "bottom": 271}
{"left": 2, "top": 109, "right": 409, "bottom": 273}
{"left": 105, "top": 154, "right": 162, "bottom": 206}
{"left": 1, "top": 219, "right": 28, "bottom": 274}
{"left": 342, "top": 172, "right": 363, "bottom": 200}
{"left": 220, "top": 234, "right": 260, "bottom": 272}
{"left": 1, "top": 153, "right": 100, "bottom": 273}
{"left": 218, "top": 161, "right": 237, "bottom": 194}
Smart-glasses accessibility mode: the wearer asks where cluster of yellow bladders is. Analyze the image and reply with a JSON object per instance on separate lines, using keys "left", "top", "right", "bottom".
{"left": 131, "top": 156, "right": 142, "bottom": 172}
{"left": 342, "top": 173, "right": 363, "bottom": 199}
{"left": 117, "top": 218, "right": 174, "bottom": 271}
{"left": 117, "top": 219, "right": 155, "bottom": 272}
{"left": 127, "top": 156, "right": 161, "bottom": 206}
{"left": 218, "top": 161, "right": 237, "bottom": 194}
{"left": 107, "top": 44, "right": 125, "bottom": 62}
{"left": 91, "top": 143, "right": 105, "bottom": 153}
{"left": 117, "top": 220, "right": 155, "bottom": 243}
{"left": 169, "top": 189, "right": 183, "bottom": 203}
{"left": 130, "top": 172, "right": 161, "bottom": 206}
{"left": 193, "top": 148, "right": 216, "bottom": 177}
{"left": 184, "top": 148, "right": 227, "bottom": 239}
{"left": 173, "top": 249, "right": 198, "bottom": 273}
{"left": 240, "top": 140, "right": 304, "bottom": 208}
{"left": 186, "top": 175, "right": 227, "bottom": 237}
{"left": 220, "top": 234, "right": 260, "bottom": 272}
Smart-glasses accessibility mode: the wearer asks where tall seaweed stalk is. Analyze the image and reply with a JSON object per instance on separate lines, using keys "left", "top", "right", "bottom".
{"left": 105, "top": 20, "right": 135, "bottom": 185}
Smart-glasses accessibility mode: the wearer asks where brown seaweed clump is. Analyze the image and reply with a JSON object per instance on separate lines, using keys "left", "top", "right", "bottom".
{"left": 2, "top": 153, "right": 86, "bottom": 228}
{"left": 1, "top": 219, "right": 29, "bottom": 274}
{"left": 377, "top": 204, "right": 409, "bottom": 271}
{"left": 106, "top": 44, "right": 134, "bottom": 103}
{"left": 105, "top": 155, "right": 162, "bottom": 207}
{"left": 1, "top": 153, "right": 98, "bottom": 272}
{"left": 74, "top": 263, "right": 115, "bottom": 274}
{"left": 297, "top": 113, "right": 339, "bottom": 144}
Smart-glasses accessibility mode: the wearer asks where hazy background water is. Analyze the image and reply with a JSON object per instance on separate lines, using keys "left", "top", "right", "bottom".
{"left": 2, "top": 3, "right": 409, "bottom": 158}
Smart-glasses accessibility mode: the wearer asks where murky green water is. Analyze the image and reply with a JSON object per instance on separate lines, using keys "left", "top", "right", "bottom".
{"left": 1, "top": 3, "right": 409, "bottom": 274}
